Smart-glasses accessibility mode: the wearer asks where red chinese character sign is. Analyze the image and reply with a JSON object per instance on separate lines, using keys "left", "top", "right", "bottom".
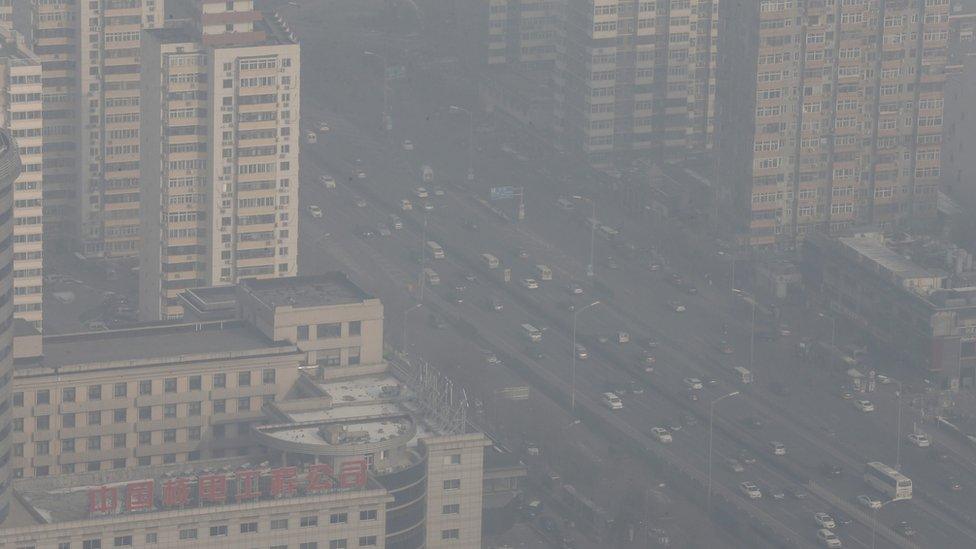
{"left": 85, "top": 458, "right": 369, "bottom": 515}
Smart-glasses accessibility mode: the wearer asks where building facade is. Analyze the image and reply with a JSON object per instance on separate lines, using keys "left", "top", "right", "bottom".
{"left": 14, "top": 0, "right": 163, "bottom": 257}
{"left": 552, "top": 0, "right": 719, "bottom": 167}
{"left": 942, "top": 2, "right": 976, "bottom": 219}
{"left": 0, "top": 28, "right": 43, "bottom": 331}
{"left": 139, "top": 1, "right": 300, "bottom": 320}
{"left": 0, "top": 128, "right": 21, "bottom": 524}
{"left": 719, "top": 0, "right": 950, "bottom": 248}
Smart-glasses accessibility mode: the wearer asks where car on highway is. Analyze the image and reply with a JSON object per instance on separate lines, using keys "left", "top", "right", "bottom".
{"left": 629, "top": 381, "right": 644, "bottom": 395}
{"left": 461, "top": 219, "right": 478, "bottom": 231}
{"left": 832, "top": 513, "right": 853, "bottom": 527}
{"left": 422, "top": 201, "right": 434, "bottom": 211}
{"left": 739, "top": 481, "right": 762, "bottom": 499}
{"left": 401, "top": 139, "right": 414, "bottom": 151}
{"left": 517, "top": 248, "right": 530, "bottom": 259}
{"left": 604, "top": 257, "right": 619, "bottom": 270}
{"left": 816, "top": 528, "right": 842, "bottom": 548}
{"left": 650, "top": 427, "right": 672, "bottom": 443}
{"left": 853, "top": 399, "right": 875, "bottom": 412}
{"left": 876, "top": 374, "right": 892, "bottom": 384}
{"left": 307, "top": 205, "right": 323, "bottom": 218}
{"left": 667, "top": 300, "right": 686, "bottom": 313}
{"left": 765, "top": 485, "right": 786, "bottom": 501}
{"left": 486, "top": 296, "right": 503, "bottom": 312}
{"left": 946, "top": 476, "right": 962, "bottom": 492}
{"left": 820, "top": 462, "right": 843, "bottom": 477}
{"left": 742, "top": 416, "right": 765, "bottom": 430}
{"left": 685, "top": 285, "right": 698, "bottom": 295}
{"left": 814, "top": 513, "right": 836, "bottom": 530}
{"left": 574, "top": 344, "right": 588, "bottom": 360}
{"left": 715, "top": 340, "right": 735, "bottom": 355}
{"left": 907, "top": 432, "right": 930, "bottom": 447}
{"left": 669, "top": 272, "right": 683, "bottom": 286}
{"left": 769, "top": 441, "right": 786, "bottom": 456}
{"left": 840, "top": 391, "right": 854, "bottom": 400}
{"left": 787, "top": 486, "right": 807, "bottom": 500}
{"left": 683, "top": 377, "right": 703, "bottom": 390}
{"left": 428, "top": 314, "right": 447, "bottom": 329}
{"left": 377, "top": 224, "right": 391, "bottom": 237}
{"left": 737, "top": 450, "right": 757, "bottom": 465}
{"left": 413, "top": 187, "right": 429, "bottom": 198}
{"left": 318, "top": 122, "right": 330, "bottom": 132}
{"left": 320, "top": 174, "right": 336, "bottom": 188}
{"left": 356, "top": 170, "right": 367, "bottom": 180}
{"left": 727, "top": 459, "right": 745, "bottom": 473}
{"left": 682, "top": 413, "right": 698, "bottom": 427}
{"left": 520, "top": 278, "right": 539, "bottom": 290}
{"left": 567, "top": 283, "right": 584, "bottom": 295}
{"left": 355, "top": 198, "right": 367, "bottom": 208}
{"left": 602, "top": 392, "right": 623, "bottom": 410}
{"left": 433, "top": 187, "right": 446, "bottom": 196}
{"left": 485, "top": 354, "right": 501, "bottom": 365}
{"left": 895, "top": 521, "right": 916, "bottom": 537}
{"left": 400, "top": 199, "right": 413, "bottom": 211}
{"left": 857, "top": 494, "right": 882, "bottom": 509}
{"left": 647, "top": 261, "right": 661, "bottom": 271}
{"left": 389, "top": 215, "right": 403, "bottom": 230}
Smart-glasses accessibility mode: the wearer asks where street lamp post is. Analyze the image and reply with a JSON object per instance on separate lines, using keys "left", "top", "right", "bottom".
{"left": 419, "top": 213, "right": 428, "bottom": 301}
{"left": 449, "top": 105, "right": 475, "bottom": 181}
{"left": 871, "top": 499, "right": 895, "bottom": 549}
{"left": 895, "top": 381, "right": 904, "bottom": 470}
{"left": 819, "top": 312, "right": 837, "bottom": 349}
{"left": 364, "top": 51, "right": 391, "bottom": 133}
{"left": 402, "top": 303, "right": 422, "bottom": 351}
{"left": 707, "top": 391, "right": 740, "bottom": 511}
{"left": 572, "top": 301, "right": 601, "bottom": 415}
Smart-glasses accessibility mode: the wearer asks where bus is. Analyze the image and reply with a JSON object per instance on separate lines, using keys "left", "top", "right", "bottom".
{"left": 864, "top": 462, "right": 912, "bottom": 501}
{"left": 423, "top": 268, "right": 440, "bottom": 286}
{"left": 426, "top": 241, "right": 445, "bottom": 259}
{"left": 521, "top": 323, "right": 542, "bottom": 343}
{"left": 597, "top": 225, "right": 619, "bottom": 241}
{"left": 733, "top": 366, "right": 754, "bottom": 384}
{"left": 481, "top": 253, "right": 499, "bottom": 269}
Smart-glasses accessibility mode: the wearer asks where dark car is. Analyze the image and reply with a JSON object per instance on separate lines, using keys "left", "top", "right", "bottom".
{"left": 833, "top": 512, "right": 853, "bottom": 527}
{"left": 946, "top": 476, "right": 963, "bottom": 492}
{"left": 685, "top": 285, "right": 698, "bottom": 295}
{"left": 428, "top": 313, "right": 446, "bottom": 329}
{"left": 896, "top": 521, "right": 916, "bottom": 537}
{"left": 742, "top": 416, "right": 765, "bottom": 429}
{"left": 787, "top": 486, "right": 807, "bottom": 499}
{"left": 820, "top": 462, "right": 843, "bottom": 477}
{"left": 539, "top": 516, "right": 559, "bottom": 533}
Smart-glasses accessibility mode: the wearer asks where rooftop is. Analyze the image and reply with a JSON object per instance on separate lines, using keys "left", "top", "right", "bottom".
{"left": 241, "top": 272, "right": 372, "bottom": 310}
{"left": 20, "top": 321, "right": 293, "bottom": 372}
{"left": 838, "top": 233, "right": 946, "bottom": 284}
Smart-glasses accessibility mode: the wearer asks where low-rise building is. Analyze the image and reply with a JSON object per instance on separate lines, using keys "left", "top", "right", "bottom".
{"left": 803, "top": 231, "right": 976, "bottom": 378}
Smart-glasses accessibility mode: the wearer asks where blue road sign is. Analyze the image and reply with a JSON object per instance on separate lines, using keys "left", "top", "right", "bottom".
{"left": 490, "top": 186, "right": 515, "bottom": 200}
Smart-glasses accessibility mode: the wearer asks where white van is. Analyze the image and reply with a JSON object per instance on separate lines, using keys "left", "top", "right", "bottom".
{"left": 535, "top": 265, "right": 552, "bottom": 281}
{"left": 423, "top": 268, "right": 440, "bottom": 286}
{"left": 602, "top": 392, "right": 623, "bottom": 410}
{"left": 481, "top": 253, "right": 499, "bottom": 269}
{"left": 320, "top": 174, "right": 336, "bottom": 188}
{"left": 422, "top": 165, "right": 434, "bottom": 183}
{"left": 305, "top": 131, "right": 317, "bottom": 144}
{"left": 521, "top": 323, "right": 542, "bottom": 343}
{"left": 426, "top": 241, "right": 445, "bottom": 259}
{"left": 733, "top": 366, "right": 754, "bottom": 384}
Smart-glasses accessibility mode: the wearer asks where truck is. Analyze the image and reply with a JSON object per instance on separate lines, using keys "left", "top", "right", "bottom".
{"left": 521, "top": 323, "right": 542, "bottom": 343}
{"left": 481, "top": 253, "right": 499, "bottom": 269}
{"left": 421, "top": 165, "right": 434, "bottom": 183}
{"left": 426, "top": 241, "right": 445, "bottom": 259}
{"left": 733, "top": 366, "right": 753, "bottom": 384}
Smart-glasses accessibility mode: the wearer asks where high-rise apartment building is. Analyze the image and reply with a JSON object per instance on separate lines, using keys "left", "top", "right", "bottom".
{"left": 552, "top": 0, "right": 719, "bottom": 167}
{"left": 139, "top": 0, "right": 300, "bottom": 320}
{"left": 489, "top": 0, "right": 563, "bottom": 65}
{"left": 0, "top": 28, "right": 43, "bottom": 331}
{"left": 719, "top": 0, "right": 950, "bottom": 248}
{"left": 14, "top": 0, "right": 162, "bottom": 257}
{"left": 0, "top": 128, "right": 21, "bottom": 524}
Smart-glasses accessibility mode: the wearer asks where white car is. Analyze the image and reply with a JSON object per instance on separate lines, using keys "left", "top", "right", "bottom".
{"left": 356, "top": 170, "right": 367, "bottom": 180}
{"left": 355, "top": 198, "right": 367, "bottom": 208}
{"left": 854, "top": 400, "right": 875, "bottom": 412}
{"left": 422, "top": 201, "right": 434, "bottom": 211}
{"left": 400, "top": 199, "right": 413, "bottom": 211}
{"left": 667, "top": 300, "right": 686, "bottom": 313}
{"left": 414, "top": 187, "right": 429, "bottom": 198}
{"left": 320, "top": 174, "right": 336, "bottom": 188}
{"left": 814, "top": 512, "right": 836, "bottom": 530}
{"left": 907, "top": 432, "right": 931, "bottom": 447}
{"left": 402, "top": 139, "right": 414, "bottom": 150}
{"left": 433, "top": 187, "right": 446, "bottom": 196}
{"left": 307, "top": 205, "right": 323, "bottom": 218}
{"left": 520, "top": 278, "right": 539, "bottom": 290}
{"left": 876, "top": 374, "right": 892, "bottom": 384}
{"left": 683, "top": 377, "right": 703, "bottom": 390}
{"left": 486, "top": 354, "right": 500, "bottom": 365}
{"left": 769, "top": 441, "right": 786, "bottom": 456}
{"left": 816, "top": 528, "right": 842, "bottom": 548}
{"left": 602, "top": 392, "right": 623, "bottom": 410}
{"left": 857, "top": 494, "right": 882, "bottom": 509}
{"left": 739, "top": 481, "right": 762, "bottom": 499}
{"left": 318, "top": 122, "right": 330, "bottom": 132}
{"left": 650, "top": 427, "right": 672, "bottom": 443}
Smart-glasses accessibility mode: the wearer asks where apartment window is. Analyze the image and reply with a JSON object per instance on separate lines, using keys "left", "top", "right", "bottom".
{"left": 36, "top": 440, "right": 49, "bottom": 455}
{"left": 297, "top": 325, "right": 309, "bottom": 340}
{"left": 238, "top": 397, "right": 251, "bottom": 412}
{"left": 63, "top": 413, "right": 76, "bottom": 428}
{"left": 88, "top": 385, "right": 102, "bottom": 401}
{"left": 300, "top": 543, "right": 318, "bottom": 549}
{"left": 444, "top": 454, "right": 461, "bottom": 465}
{"left": 240, "top": 521, "right": 258, "bottom": 534}
{"left": 88, "top": 411, "right": 102, "bottom": 426}
{"left": 12, "top": 392, "right": 22, "bottom": 407}
{"left": 329, "top": 512, "right": 348, "bottom": 524}
{"left": 359, "top": 509, "right": 377, "bottom": 521}
{"left": 113, "top": 535, "right": 132, "bottom": 546}
{"left": 63, "top": 387, "right": 76, "bottom": 402}
{"left": 36, "top": 415, "right": 49, "bottom": 430}
{"left": 270, "top": 518, "right": 289, "bottom": 530}
{"left": 213, "top": 373, "right": 226, "bottom": 388}
{"left": 164, "top": 378, "right": 177, "bottom": 393}
{"left": 114, "top": 409, "right": 127, "bottom": 423}
{"left": 189, "top": 376, "right": 202, "bottom": 391}
{"left": 88, "top": 436, "right": 101, "bottom": 450}
{"left": 164, "top": 429, "right": 177, "bottom": 443}
{"left": 348, "top": 347, "right": 361, "bottom": 366}
{"left": 443, "top": 479, "right": 460, "bottom": 490}
{"left": 263, "top": 369, "right": 276, "bottom": 384}
{"left": 300, "top": 515, "right": 318, "bottom": 527}
{"left": 348, "top": 321, "right": 362, "bottom": 336}
{"left": 214, "top": 425, "right": 226, "bottom": 439}
{"left": 214, "top": 399, "right": 226, "bottom": 413}
{"left": 329, "top": 541, "right": 347, "bottom": 549}
{"left": 358, "top": 537, "right": 377, "bottom": 547}
{"left": 13, "top": 418, "right": 23, "bottom": 432}
{"left": 139, "top": 432, "right": 151, "bottom": 445}
{"left": 189, "top": 426, "right": 201, "bottom": 440}
{"left": 37, "top": 465, "right": 50, "bottom": 476}
{"left": 139, "top": 407, "right": 151, "bottom": 420}
{"left": 37, "top": 389, "right": 50, "bottom": 405}
{"left": 145, "top": 533, "right": 158, "bottom": 544}
{"left": 114, "top": 383, "right": 127, "bottom": 398}
{"left": 59, "top": 543, "right": 71, "bottom": 549}
{"left": 83, "top": 540, "right": 102, "bottom": 549}
{"left": 317, "top": 323, "right": 341, "bottom": 338}
{"left": 139, "top": 457, "right": 151, "bottom": 466}
{"left": 13, "top": 443, "right": 22, "bottom": 457}
{"left": 113, "top": 433, "right": 126, "bottom": 449}
{"left": 178, "top": 528, "right": 197, "bottom": 540}
{"left": 164, "top": 404, "right": 177, "bottom": 419}
{"left": 139, "top": 380, "right": 152, "bottom": 395}
{"left": 63, "top": 438, "right": 75, "bottom": 453}
{"left": 209, "top": 525, "right": 228, "bottom": 537}
{"left": 443, "top": 504, "right": 460, "bottom": 514}
{"left": 441, "top": 529, "right": 460, "bottom": 540}
{"left": 238, "top": 371, "right": 251, "bottom": 387}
